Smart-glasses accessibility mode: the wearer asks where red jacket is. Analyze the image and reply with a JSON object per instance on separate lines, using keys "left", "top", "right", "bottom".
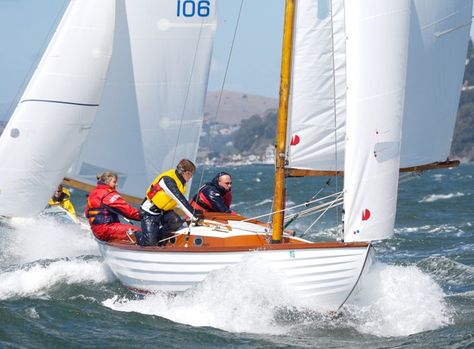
{"left": 85, "top": 183, "right": 140, "bottom": 225}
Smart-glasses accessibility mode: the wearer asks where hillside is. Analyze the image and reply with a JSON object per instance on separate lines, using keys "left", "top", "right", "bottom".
{"left": 204, "top": 90, "right": 277, "bottom": 125}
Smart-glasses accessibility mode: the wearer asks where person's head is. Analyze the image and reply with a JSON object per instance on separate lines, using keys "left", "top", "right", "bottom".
{"left": 97, "top": 171, "right": 118, "bottom": 188}
{"left": 53, "top": 184, "right": 64, "bottom": 199}
{"left": 215, "top": 172, "right": 232, "bottom": 191}
{"left": 176, "top": 159, "right": 196, "bottom": 182}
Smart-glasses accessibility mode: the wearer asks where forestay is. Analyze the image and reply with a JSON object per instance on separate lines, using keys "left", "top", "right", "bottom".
{"left": 69, "top": 0, "right": 217, "bottom": 199}
{"left": 0, "top": 0, "right": 115, "bottom": 217}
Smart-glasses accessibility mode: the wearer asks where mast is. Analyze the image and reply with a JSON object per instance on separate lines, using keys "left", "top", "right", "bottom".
{"left": 271, "top": 0, "right": 295, "bottom": 243}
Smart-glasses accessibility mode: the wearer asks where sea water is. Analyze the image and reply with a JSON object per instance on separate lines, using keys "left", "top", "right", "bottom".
{"left": 0, "top": 164, "right": 472, "bottom": 348}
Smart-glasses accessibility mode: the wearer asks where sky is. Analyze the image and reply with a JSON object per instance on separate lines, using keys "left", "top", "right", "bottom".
{"left": 1, "top": 1, "right": 473, "bottom": 123}
{"left": 0, "top": 0, "right": 285, "bottom": 123}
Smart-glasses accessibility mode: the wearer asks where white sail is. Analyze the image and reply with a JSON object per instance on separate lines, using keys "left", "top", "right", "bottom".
{"left": 287, "top": 0, "right": 346, "bottom": 172}
{"left": 0, "top": 0, "right": 115, "bottom": 217}
{"left": 287, "top": 0, "right": 472, "bottom": 173}
{"left": 69, "top": 0, "right": 217, "bottom": 198}
{"left": 343, "top": 1, "right": 411, "bottom": 242}
{"left": 401, "top": 0, "right": 472, "bottom": 167}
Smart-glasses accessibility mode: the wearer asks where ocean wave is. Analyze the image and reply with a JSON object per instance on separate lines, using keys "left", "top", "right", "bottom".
{"left": 419, "top": 192, "right": 465, "bottom": 203}
{"left": 0, "top": 215, "right": 99, "bottom": 265}
{"left": 102, "top": 257, "right": 451, "bottom": 338}
{"left": 253, "top": 198, "right": 273, "bottom": 207}
{"left": 0, "top": 258, "right": 113, "bottom": 300}
{"left": 417, "top": 256, "right": 474, "bottom": 289}
{"left": 395, "top": 223, "right": 467, "bottom": 235}
{"left": 345, "top": 262, "right": 452, "bottom": 337}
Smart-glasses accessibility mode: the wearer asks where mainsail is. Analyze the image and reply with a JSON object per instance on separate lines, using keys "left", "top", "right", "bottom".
{"left": 69, "top": 0, "right": 217, "bottom": 199}
{"left": 286, "top": 0, "right": 472, "bottom": 174}
{"left": 0, "top": 0, "right": 115, "bottom": 217}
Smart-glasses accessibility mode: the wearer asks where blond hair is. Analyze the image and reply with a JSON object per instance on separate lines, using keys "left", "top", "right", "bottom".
{"left": 97, "top": 171, "right": 118, "bottom": 185}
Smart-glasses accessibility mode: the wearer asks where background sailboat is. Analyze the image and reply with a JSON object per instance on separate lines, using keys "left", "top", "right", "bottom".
{"left": 67, "top": 0, "right": 217, "bottom": 201}
{"left": 0, "top": 0, "right": 115, "bottom": 217}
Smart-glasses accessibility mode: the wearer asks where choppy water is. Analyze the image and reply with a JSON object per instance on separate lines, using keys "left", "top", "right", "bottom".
{"left": 1, "top": 164, "right": 473, "bottom": 348}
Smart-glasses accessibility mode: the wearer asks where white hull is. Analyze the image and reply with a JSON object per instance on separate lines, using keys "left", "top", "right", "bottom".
{"left": 98, "top": 226, "right": 373, "bottom": 311}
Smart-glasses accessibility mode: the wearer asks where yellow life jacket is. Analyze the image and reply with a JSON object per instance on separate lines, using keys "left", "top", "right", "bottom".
{"left": 146, "top": 169, "right": 186, "bottom": 211}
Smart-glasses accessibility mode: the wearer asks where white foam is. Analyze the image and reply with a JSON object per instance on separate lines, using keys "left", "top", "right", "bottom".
{"left": 2, "top": 215, "right": 99, "bottom": 264}
{"left": 0, "top": 215, "right": 113, "bottom": 300}
{"left": 346, "top": 262, "right": 452, "bottom": 337}
{"left": 103, "top": 255, "right": 297, "bottom": 334}
{"left": 254, "top": 199, "right": 273, "bottom": 207}
{"left": 0, "top": 259, "right": 113, "bottom": 300}
{"left": 419, "top": 192, "right": 465, "bottom": 203}
{"left": 102, "top": 258, "right": 452, "bottom": 337}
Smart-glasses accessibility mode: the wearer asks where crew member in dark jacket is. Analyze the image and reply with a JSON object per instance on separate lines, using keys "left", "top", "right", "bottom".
{"left": 190, "top": 172, "right": 234, "bottom": 213}
{"left": 85, "top": 172, "right": 141, "bottom": 241}
{"left": 137, "top": 159, "right": 202, "bottom": 246}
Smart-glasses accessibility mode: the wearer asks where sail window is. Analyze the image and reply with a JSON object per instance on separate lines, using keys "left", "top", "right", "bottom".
{"left": 373, "top": 142, "right": 400, "bottom": 163}
{"left": 317, "top": 0, "right": 330, "bottom": 19}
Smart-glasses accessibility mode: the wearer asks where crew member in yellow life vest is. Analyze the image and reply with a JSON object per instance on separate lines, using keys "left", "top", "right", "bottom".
{"left": 136, "top": 159, "right": 203, "bottom": 246}
{"left": 48, "top": 184, "right": 79, "bottom": 222}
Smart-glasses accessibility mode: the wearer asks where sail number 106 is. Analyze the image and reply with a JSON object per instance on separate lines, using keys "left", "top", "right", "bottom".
{"left": 177, "top": 0, "right": 210, "bottom": 17}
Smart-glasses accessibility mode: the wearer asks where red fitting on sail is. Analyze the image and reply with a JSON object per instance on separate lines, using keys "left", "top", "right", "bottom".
{"left": 362, "top": 209, "right": 371, "bottom": 221}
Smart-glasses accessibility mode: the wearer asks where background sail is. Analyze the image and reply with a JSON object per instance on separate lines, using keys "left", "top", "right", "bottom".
{"left": 286, "top": 0, "right": 346, "bottom": 172}
{"left": 0, "top": 0, "right": 115, "bottom": 217}
{"left": 69, "top": 0, "right": 217, "bottom": 199}
{"left": 343, "top": 0, "right": 411, "bottom": 242}
{"left": 400, "top": 0, "right": 473, "bottom": 167}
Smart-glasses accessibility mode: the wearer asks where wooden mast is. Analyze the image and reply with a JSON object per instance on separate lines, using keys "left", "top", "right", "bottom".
{"left": 271, "top": 0, "right": 295, "bottom": 243}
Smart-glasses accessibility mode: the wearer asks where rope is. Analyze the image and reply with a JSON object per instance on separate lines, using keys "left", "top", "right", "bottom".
{"left": 241, "top": 191, "right": 343, "bottom": 223}
{"left": 191, "top": 0, "right": 246, "bottom": 197}
{"left": 300, "top": 191, "right": 344, "bottom": 238}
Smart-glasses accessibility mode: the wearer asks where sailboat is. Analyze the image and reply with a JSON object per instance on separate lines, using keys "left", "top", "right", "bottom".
{"left": 0, "top": 0, "right": 115, "bottom": 216}
{"left": 0, "top": 0, "right": 471, "bottom": 312}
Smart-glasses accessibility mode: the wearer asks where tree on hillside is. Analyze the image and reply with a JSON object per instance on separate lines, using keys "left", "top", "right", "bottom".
{"left": 451, "top": 102, "right": 474, "bottom": 158}
{"left": 233, "top": 109, "right": 278, "bottom": 153}
{"left": 233, "top": 114, "right": 263, "bottom": 152}
{"left": 463, "top": 39, "right": 474, "bottom": 85}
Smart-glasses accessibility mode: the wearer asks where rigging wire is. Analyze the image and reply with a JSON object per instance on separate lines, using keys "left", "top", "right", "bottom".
{"left": 300, "top": 191, "right": 344, "bottom": 238}
{"left": 172, "top": 15, "right": 206, "bottom": 166}
{"left": 194, "top": 0, "right": 246, "bottom": 192}
{"left": 242, "top": 190, "right": 343, "bottom": 223}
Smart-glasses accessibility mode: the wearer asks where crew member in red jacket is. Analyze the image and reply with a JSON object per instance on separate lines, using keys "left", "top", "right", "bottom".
{"left": 85, "top": 172, "right": 141, "bottom": 241}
